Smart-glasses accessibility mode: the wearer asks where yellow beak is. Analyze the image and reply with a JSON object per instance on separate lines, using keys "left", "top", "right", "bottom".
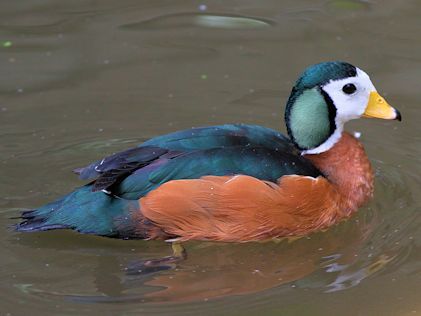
{"left": 363, "top": 91, "right": 401, "bottom": 121}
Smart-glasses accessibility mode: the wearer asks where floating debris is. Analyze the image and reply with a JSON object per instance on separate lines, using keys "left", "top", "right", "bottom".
{"left": 2, "top": 41, "right": 12, "bottom": 48}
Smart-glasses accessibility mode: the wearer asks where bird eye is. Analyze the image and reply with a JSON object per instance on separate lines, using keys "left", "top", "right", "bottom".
{"left": 342, "top": 83, "right": 357, "bottom": 94}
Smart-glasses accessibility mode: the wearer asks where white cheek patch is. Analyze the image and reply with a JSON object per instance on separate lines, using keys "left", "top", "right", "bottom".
{"left": 322, "top": 68, "right": 376, "bottom": 123}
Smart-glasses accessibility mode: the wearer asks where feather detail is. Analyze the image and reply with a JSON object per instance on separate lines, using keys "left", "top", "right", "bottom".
{"left": 304, "top": 132, "right": 374, "bottom": 212}
{"left": 139, "top": 175, "right": 341, "bottom": 241}
{"left": 139, "top": 132, "right": 374, "bottom": 241}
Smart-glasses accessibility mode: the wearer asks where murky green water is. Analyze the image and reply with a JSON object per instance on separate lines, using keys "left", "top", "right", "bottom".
{"left": 1, "top": 1, "right": 420, "bottom": 315}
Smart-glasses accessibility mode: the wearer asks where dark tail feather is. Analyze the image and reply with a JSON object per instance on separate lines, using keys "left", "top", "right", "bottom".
{"left": 15, "top": 185, "right": 140, "bottom": 237}
{"left": 16, "top": 209, "right": 69, "bottom": 232}
{"left": 15, "top": 196, "right": 70, "bottom": 232}
{"left": 16, "top": 220, "right": 69, "bottom": 232}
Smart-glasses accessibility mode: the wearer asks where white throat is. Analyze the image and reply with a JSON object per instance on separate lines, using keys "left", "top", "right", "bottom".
{"left": 301, "top": 124, "right": 343, "bottom": 155}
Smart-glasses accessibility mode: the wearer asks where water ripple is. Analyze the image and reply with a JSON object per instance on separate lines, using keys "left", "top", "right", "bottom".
{"left": 121, "top": 13, "right": 273, "bottom": 31}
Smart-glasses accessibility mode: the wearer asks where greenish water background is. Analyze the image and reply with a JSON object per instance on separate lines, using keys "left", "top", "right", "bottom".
{"left": 0, "top": 1, "right": 420, "bottom": 315}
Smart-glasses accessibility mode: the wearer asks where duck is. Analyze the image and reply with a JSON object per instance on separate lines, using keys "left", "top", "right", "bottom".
{"left": 16, "top": 61, "right": 401, "bottom": 246}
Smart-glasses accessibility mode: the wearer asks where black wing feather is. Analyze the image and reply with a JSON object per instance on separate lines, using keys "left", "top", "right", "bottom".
{"left": 75, "top": 146, "right": 171, "bottom": 192}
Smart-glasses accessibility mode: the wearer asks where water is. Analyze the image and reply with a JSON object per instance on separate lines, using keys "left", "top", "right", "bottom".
{"left": 1, "top": 0, "right": 420, "bottom": 315}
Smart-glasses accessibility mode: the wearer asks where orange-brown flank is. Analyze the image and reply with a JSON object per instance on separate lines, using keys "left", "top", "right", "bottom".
{"left": 139, "top": 133, "right": 374, "bottom": 242}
